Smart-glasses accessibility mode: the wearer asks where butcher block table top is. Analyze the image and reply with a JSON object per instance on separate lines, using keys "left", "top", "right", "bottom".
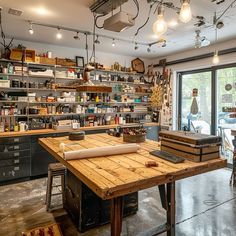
{"left": 39, "top": 133, "right": 227, "bottom": 200}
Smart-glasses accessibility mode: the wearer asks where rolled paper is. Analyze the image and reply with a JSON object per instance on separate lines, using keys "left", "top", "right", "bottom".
{"left": 63, "top": 144, "right": 140, "bottom": 160}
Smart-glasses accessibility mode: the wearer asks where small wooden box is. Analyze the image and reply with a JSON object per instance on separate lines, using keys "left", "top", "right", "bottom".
{"left": 40, "top": 57, "right": 56, "bottom": 65}
{"left": 76, "top": 85, "right": 112, "bottom": 93}
{"left": 10, "top": 49, "right": 36, "bottom": 62}
{"left": 56, "top": 57, "right": 76, "bottom": 67}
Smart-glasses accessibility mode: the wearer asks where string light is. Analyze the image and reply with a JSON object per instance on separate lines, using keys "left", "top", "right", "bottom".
{"left": 179, "top": 0, "right": 192, "bottom": 23}
{"left": 74, "top": 32, "right": 79, "bottom": 40}
{"left": 56, "top": 28, "right": 62, "bottom": 39}
{"left": 212, "top": 50, "right": 219, "bottom": 65}
{"left": 153, "top": 5, "right": 167, "bottom": 36}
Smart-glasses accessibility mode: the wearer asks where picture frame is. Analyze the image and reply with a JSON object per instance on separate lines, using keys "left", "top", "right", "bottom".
{"left": 75, "top": 56, "right": 84, "bottom": 68}
{"left": 131, "top": 58, "right": 145, "bottom": 74}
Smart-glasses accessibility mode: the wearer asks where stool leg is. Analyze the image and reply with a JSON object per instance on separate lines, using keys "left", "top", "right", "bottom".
{"left": 61, "top": 172, "right": 66, "bottom": 207}
{"left": 46, "top": 171, "right": 53, "bottom": 212}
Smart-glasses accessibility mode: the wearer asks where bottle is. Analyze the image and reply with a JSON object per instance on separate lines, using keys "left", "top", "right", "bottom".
{"left": 95, "top": 95, "right": 99, "bottom": 103}
{"left": 102, "top": 116, "right": 106, "bottom": 126}
{"left": 119, "top": 114, "right": 123, "bottom": 125}
{"left": 115, "top": 114, "right": 119, "bottom": 124}
{"left": 94, "top": 116, "right": 98, "bottom": 126}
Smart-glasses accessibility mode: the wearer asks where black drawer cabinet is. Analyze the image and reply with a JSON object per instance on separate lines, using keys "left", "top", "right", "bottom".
{"left": 65, "top": 170, "right": 138, "bottom": 232}
{"left": 0, "top": 156, "right": 30, "bottom": 167}
{"left": 0, "top": 163, "right": 30, "bottom": 182}
{"left": 1, "top": 150, "right": 30, "bottom": 160}
{"left": 0, "top": 136, "right": 30, "bottom": 145}
{"left": 0, "top": 143, "right": 30, "bottom": 152}
{"left": 30, "top": 132, "right": 68, "bottom": 177}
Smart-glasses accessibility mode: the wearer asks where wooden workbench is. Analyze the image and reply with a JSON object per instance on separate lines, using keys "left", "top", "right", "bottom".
{"left": 39, "top": 133, "right": 226, "bottom": 236}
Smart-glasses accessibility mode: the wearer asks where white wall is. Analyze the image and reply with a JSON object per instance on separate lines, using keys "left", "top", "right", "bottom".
{"left": 10, "top": 38, "right": 152, "bottom": 71}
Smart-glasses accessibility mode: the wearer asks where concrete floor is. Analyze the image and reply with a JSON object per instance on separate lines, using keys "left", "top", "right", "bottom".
{"left": 0, "top": 168, "right": 236, "bottom": 236}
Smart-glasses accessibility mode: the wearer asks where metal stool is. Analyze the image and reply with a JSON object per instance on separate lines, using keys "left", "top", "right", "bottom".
{"left": 46, "top": 163, "right": 66, "bottom": 211}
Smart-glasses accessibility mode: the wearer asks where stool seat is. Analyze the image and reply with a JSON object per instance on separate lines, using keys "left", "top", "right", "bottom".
{"left": 46, "top": 163, "right": 66, "bottom": 212}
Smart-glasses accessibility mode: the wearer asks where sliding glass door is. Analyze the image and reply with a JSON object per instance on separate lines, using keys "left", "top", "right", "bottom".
{"left": 217, "top": 66, "right": 236, "bottom": 165}
{"left": 179, "top": 71, "right": 212, "bottom": 134}
{"left": 178, "top": 64, "right": 236, "bottom": 166}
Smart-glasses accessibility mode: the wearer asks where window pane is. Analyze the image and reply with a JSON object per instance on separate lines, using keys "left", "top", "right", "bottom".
{"left": 217, "top": 67, "right": 236, "bottom": 165}
{"left": 181, "top": 72, "right": 211, "bottom": 134}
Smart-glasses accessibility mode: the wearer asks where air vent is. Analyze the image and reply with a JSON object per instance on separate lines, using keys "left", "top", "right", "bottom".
{"left": 8, "top": 8, "right": 23, "bottom": 16}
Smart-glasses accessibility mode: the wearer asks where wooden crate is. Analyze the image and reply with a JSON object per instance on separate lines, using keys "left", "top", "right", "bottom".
{"left": 56, "top": 57, "right": 76, "bottom": 67}
{"left": 10, "top": 49, "right": 36, "bottom": 62}
{"left": 40, "top": 57, "right": 56, "bottom": 65}
{"left": 159, "top": 131, "right": 221, "bottom": 162}
{"left": 76, "top": 85, "right": 112, "bottom": 93}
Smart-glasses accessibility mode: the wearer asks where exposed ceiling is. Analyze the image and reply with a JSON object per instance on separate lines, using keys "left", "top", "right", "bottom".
{"left": 1, "top": 0, "right": 236, "bottom": 59}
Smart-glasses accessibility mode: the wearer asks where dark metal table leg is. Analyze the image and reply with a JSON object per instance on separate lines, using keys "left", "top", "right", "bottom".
{"left": 167, "top": 182, "right": 176, "bottom": 236}
{"left": 231, "top": 138, "right": 236, "bottom": 186}
{"left": 158, "top": 184, "right": 167, "bottom": 210}
{"left": 111, "top": 196, "right": 123, "bottom": 236}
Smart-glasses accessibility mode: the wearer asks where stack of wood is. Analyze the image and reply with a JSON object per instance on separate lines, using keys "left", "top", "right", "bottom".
{"left": 159, "top": 131, "right": 222, "bottom": 162}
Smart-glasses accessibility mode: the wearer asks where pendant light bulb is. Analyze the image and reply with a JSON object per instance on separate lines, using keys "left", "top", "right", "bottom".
{"left": 56, "top": 28, "right": 62, "bottom": 39}
{"left": 153, "top": 5, "right": 167, "bottom": 36}
{"left": 179, "top": 0, "right": 192, "bottom": 23}
{"left": 212, "top": 50, "right": 219, "bottom": 65}
{"left": 29, "top": 22, "right": 34, "bottom": 35}
{"left": 112, "top": 39, "right": 116, "bottom": 47}
{"left": 134, "top": 42, "right": 138, "bottom": 50}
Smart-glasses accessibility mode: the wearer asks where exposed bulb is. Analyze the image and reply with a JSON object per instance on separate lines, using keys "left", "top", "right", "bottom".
{"left": 153, "top": 6, "right": 167, "bottom": 36}
{"left": 29, "top": 23, "right": 34, "bottom": 35}
{"left": 179, "top": 0, "right": 192, "bottom": 23}
{"left": 212, "top": 50, "right": 219, "bottom": 65}
{"left": 112, "top": 39, "right": 116, "bottom": 47}
{"left": 56, "top": 29, "right": 62, "bottom": 39}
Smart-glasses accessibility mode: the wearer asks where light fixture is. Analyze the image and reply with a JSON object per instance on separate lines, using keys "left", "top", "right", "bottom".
{"left": 212, "top": 27, "right": 219, "bottom": 65}
{"left": 94, "top": 35, "right": 100, "bottom": 44}
{"left": 212, "top": 50, "right": 219, "bottom": 65}
{"left": 29, "top": 22, "right": 34, "bottom": 35}
{"left": 134, "top": 42, "right": 138, "bottom": 50}
{"left": 153, "top": 5, "right": 167, "bottom": 36}
{"left": 179, "top": 0, "right": 192, "bottom": 23}
{"left": 147, "top": 45, "right": 151, "bottom": 53}
{"left": 112, "top": 39, "right": 116, "bottom": 47}
{"left": 74, "top": 32, "right": 79, "bottom": 40}
{"left": 56, "top": 28, "right": 62, "bottom": 39}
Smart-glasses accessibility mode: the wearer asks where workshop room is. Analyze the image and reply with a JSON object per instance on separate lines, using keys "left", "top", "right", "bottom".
{"left": 0, "top": 0, "right": 235, "bottom": 235}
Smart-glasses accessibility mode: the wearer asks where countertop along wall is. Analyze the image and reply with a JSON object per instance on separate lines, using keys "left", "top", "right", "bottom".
{"left": 152, "top": 37, "right": 236, "bottom": 130}
{"left": 9, "top": 38, "right": 153, "bottom": 71}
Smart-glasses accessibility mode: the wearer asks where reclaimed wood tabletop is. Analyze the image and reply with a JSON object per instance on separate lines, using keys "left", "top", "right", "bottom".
{"left": 39, "top": 133, "right": 227, "bottom": 200}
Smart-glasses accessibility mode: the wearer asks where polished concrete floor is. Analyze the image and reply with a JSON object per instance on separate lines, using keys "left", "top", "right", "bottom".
{"left": 0, "top": 168, "right": 236, "bottom": 236}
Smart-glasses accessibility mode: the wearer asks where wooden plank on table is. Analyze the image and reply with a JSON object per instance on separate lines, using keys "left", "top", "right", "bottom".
{"left": 161, "top": 140, "right": 220, "bottom": 154}
{"left": 161, "top": 146, "right": 220, "bottom": 162}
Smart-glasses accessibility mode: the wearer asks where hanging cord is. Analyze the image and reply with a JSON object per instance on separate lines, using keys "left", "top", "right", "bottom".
{"left": 132, "top": 0, "right": 140, "bottom": 20}
{"left": 89, "top": 13, "right": 97, "bottom": 64}
{"left": 85, "top": 33, "right": 89, "bottom": 65}
{"left": 95, "top": 13, "right": 106, "bottom": 29}
{"left": 135, "top": 2, "right": 155, "bottom": 36}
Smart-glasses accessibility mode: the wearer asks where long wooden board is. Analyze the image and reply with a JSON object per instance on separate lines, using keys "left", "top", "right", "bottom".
{"left": 39, "top": 133, "right": 227, "bottom": 200}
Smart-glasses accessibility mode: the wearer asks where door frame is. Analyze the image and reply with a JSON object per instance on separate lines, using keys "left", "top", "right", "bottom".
{"left": 177, "top": 63, "right": 236, "bottom": 135}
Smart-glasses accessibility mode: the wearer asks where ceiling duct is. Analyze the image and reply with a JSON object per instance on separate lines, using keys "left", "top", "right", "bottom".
{"left": 90, "top": 0, "right": 128, "bottom": 15}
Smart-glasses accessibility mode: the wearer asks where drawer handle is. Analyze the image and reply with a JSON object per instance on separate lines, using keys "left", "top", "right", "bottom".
{"left": 14, "top": 138, "right": 20, "bottom": 142}
{"left": 14, "top": 159, "right": 20, "bottom": 164}
{"left": 14, "top": 152, "right": 20, "bottom": 157}
{"left": 14, "top": 166, "right": 20, "bottom": 171}
{"left": 14, "top": 145, "right": 20, "bottom": 150}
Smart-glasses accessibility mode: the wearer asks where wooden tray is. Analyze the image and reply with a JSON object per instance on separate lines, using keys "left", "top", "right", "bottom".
{"left": 123, "top": 134, "right": 146, "bottom": 143}
{"left": 76, "top": 85, "right": 112, "bottom": 93}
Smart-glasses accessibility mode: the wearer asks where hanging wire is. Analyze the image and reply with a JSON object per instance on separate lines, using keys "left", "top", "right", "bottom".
{"left": 85, "top": 33, "right": 89, "bottom": 65}
{"left": 134, "top": 2, "right": 155, "bottom": 36}
{"left": 132, "top": 0, "right": 140, "bottom": 20}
